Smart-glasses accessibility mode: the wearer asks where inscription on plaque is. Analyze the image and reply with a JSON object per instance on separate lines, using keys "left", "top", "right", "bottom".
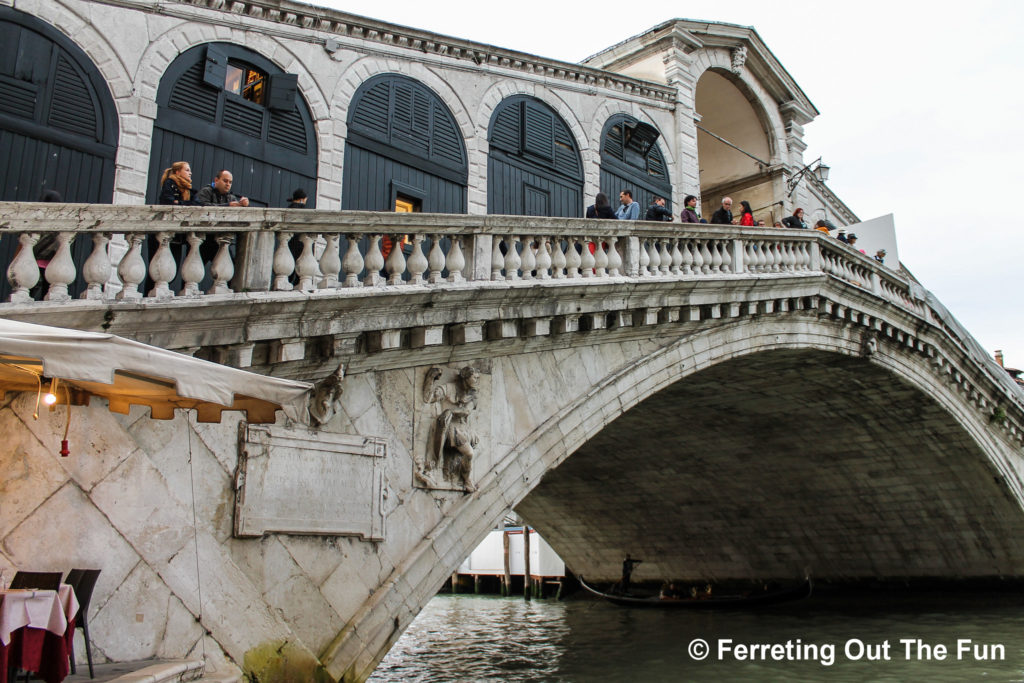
{"left": 234, "top": 423, "right": 387, "bottom": 541}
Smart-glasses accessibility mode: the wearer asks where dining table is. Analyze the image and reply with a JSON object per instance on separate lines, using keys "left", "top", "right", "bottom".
{"left": 0, "top": 585, "right": 80, "bottom": 683}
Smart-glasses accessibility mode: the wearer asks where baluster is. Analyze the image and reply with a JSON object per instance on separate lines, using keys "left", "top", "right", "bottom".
{"left": 709, "top": 240, "right": 723, "bottom": 274}
{"left": 551, "top": 237, "right": 567, "bottom": 278}
{"left": 144, "top": 232, "right": 175, "bottom": 299}
{"left": 670, "top": 239, "right": 682, "bottom": 275}
{"left": 81, "top": 233, "right": 111, "bottom": 300}
{"left": 178, "top": 233, "right": 204, "bottom": 297}
{"left": 658, "top": 239, "right": 670, "bottom": 275}
{"left": 785, "top": 243, "right": 797, "bottom": 272}
{"left": 593, "top": 237, "right": 608, "bottom": 277}
{"left": 720, "top": 240, "right": 732, "bottom": 273}
{"left": 406, "top": 234, "right": 428, "bottom": 285}
{"left": 385, "top": 235, "right": 406, "bottom": 285}
{"left": 756, "top": 241, "right": 768, "bottom": 272}
{"left": 296, "top": 234, "right": 318, "bottom": 291}
{"left": 427, "top": 234, "right": 445, "bottom": 284}
{"left": 446, "top": 237, "right": 466, "bottom": 282}
{"left": 689, "top": 241, "right": 702, "bottom": 274}
{"left": 342, "top": 235, "right": 364, "bottom": 287}
{"left": 606, "top": 236, "right": 622, "bottom": 277}
{"left": 680, "top": 240, "right": 694, "bottom": 275}
{"left": 44, "top": 232, "right": 77, "bottom": 301}
{"left": 565, "top": 237, "right": 582, "bottom": 278}
{"left": 765, "top": 241, "right": 778, "bottom": 272}
{"left": 647, "top": 240, "right": 661, "bottom": 275}
{"left": 6, "top": 233, "right": 40, "bottom": 303}
{"left": 504, "top": 236, "right": 521, "bottom": 281}
{"left": 116, "top": 234, "right": 145, "bottom": 300}
{"left": 638, "top": 239, "right": 651, "bottom": 276}
{"left": 773, "top": 243, "right": 785, "bottom": 272}
{"left": 209, "top": 235, "right": 235, "bottom": 294}
{"left": 319, "top": 234, "right": 342, "bottom": 289}
{"left": 520, "top": 236, "right": 537, "bottom": 280}
{"left": 273, "top": 233, "right": 295, "bottom": 291}
{"left": 580, "top": 237, "right": 596, "bottom": 277}
{"left": 536, "top": 236, "right": 552, "bottom": 279}
{"left": 699, "top": 240, "right": 712, "bottom": 274}
{"left": 363, "top": 235, "right": 385, "bottom": 286}
{"left": 491, "top": 236, "right": 505, "bottom": 281}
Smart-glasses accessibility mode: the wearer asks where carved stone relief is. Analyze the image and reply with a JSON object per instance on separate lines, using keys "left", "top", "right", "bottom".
{"left": 415, "top": 364, "right": 489, "bottom": 492}
{"left": 730, "top": 45, "right": 747, "bottom": 74}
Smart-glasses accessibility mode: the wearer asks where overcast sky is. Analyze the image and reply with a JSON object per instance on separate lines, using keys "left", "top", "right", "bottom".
{"left": 317, "top": 0, "right": 1024, "bottom": 366}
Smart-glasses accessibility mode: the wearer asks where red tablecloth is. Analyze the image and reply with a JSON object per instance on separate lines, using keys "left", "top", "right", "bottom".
{"left": 0, "top": 587, "right": 79, "bottom": 683}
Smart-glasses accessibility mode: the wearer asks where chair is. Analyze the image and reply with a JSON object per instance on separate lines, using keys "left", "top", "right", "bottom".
{"left": 65, "top": 568, "right": 101, "bottom": 679}
{"left": 8, "top": 571, "right": 62, "bottom": 590}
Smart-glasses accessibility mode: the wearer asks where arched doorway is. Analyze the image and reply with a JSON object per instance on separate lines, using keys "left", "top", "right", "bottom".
{"left": 342, "top": 74, "right": 467, "bottom": 213}
{"left": 0, "top": 7, "right": 119, "bottom": 299}
{"left": 599, "top": 114, "right": 672, "bottom": 215}
{"left": 695, "top": 70, "right": 776, "bottom": 223}
{"left": 147, "top": 42, "right": 317, "bottom": 207}
{"left": 487, "top": 96, "right": 583, "bottom": 217}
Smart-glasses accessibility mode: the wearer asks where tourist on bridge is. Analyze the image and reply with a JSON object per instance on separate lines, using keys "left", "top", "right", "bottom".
{"left": 709, "top": 196, "right": 733, "bottom": 224}
{"left": 644, "top": 196, "right": 674, "bottom": 221}
{"left": 157, "top": 161, "right": 195, "bottom": 205}
{"left": 615, "top": 189, "right": 640, "bottom": 220}
{"left": 195, "top": 169, "right": 249, "bottom": 207}
{"left": 680, "top": 194, "right": 701, "bottom": 223}
{"left": 738, "top": 200, "right": 755, "bottom": 226}
{"left": 286, "top": 188, "right": 308, "bottom": 208}
{"left": 585, "top": 192, "right": 616, "bottom": 219}
{"left": 782, "top": 207, "right": 808, "bottom": 229}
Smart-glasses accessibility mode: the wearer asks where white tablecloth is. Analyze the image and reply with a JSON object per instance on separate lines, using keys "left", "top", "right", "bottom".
{"left": 0, "top": 585, "right": 79, "bottom": 646}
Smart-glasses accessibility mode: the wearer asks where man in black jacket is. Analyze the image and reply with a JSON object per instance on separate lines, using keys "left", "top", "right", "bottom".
{"left": 710, "top": 196, "right": 733, "bottom": 224}
{"left": 644, "top": 196, "right": 674, "bottom": 221}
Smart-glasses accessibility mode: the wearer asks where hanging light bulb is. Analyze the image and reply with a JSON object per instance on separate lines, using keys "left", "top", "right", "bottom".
{"left": 43, "top": 378, "right": 58, "bottom": 406}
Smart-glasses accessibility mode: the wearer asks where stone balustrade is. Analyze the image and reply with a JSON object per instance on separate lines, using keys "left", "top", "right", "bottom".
{"left": 0, "top": 203, "right": 915, "bottom": 312}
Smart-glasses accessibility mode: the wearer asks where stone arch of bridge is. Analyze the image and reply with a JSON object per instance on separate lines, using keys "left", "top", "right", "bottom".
{"left": 326, "top": 311, "right": 1022, "bottom": 681}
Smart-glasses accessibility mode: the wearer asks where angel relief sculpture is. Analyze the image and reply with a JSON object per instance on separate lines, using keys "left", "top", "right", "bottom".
{"left": 420, "top": 365, "right": 480, "bottom": 491}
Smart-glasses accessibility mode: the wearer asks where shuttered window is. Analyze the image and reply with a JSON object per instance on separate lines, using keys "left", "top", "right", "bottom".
{"left": 347, "top": 74, "right": 467, "bottom": 175}
{"left": 488, "top": 96, "right": 582, "bottom": 182}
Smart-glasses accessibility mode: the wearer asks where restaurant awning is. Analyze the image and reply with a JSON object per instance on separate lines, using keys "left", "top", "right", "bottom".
{"left": 0, "top": 318, "right": 311, "bottom": 423}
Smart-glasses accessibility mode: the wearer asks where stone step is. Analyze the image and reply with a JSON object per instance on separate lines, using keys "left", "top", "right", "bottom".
{"left": 104, "top": 660, "right": 205, "bottom": 683}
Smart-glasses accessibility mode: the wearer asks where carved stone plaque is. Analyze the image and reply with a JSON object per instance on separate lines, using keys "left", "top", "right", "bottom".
{"left": 234, "top": 423, "right": 387, "bottom": 541}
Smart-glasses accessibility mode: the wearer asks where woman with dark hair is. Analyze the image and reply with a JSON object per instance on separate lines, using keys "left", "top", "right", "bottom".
{"left": 782, "top": 207, "right": 807, "bottom": 229}
{"left": 158, "top": 161, "right": 194, "bottom": 205}
{"left": 586, "top": 192, "right": 616, "bottom": 219}
{"left": 680, "top": 194, "right": 701, "bottom": 223}
{"left": 739, "top": 200, "right": 755, "bottom": 226}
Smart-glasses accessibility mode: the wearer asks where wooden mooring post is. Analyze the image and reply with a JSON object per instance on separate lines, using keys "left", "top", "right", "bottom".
{"left": 523, "top": 525, "right": 532, "bottom": 601}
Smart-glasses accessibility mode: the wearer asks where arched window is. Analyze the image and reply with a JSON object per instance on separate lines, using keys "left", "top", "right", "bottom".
{"left": 343, "top": 74, "right": 467, "bottom": 213}
{"left": 600, "top": 114, "right": 671, "bottom": 214}
{"left": 487, "top": 96, "right": 582, "bottom": 217}
{"left": 147, "top": 43, "right": 317, "bottom": 208}
{"left": 0, "top": 7, "right": 119, "bottom": 300}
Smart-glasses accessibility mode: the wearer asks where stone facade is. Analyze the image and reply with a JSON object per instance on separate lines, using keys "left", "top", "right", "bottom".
{"left": 3, "top": 0, "right": 853, "bottom": 222}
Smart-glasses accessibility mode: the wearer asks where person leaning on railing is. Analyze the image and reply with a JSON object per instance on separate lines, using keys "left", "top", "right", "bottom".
{"left": 680, "top": 194, "right": 702, "bottom": 223}
{"left": 157, "top": 161, "right": 196, "bottom": 206}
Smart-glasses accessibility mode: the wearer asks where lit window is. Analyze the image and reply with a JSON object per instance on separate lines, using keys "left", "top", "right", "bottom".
{"left": 224, "top": 62, "right": 266, "bottom": 105}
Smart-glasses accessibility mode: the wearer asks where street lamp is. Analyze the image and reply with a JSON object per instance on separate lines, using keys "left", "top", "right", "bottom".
{"left": 786, "top": 156, "right": 830, "bottom": 197}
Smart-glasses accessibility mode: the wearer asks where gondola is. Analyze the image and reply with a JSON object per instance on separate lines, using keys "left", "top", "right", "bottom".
{"left": 578, "top": 576, "right": 812, "bottom": 609}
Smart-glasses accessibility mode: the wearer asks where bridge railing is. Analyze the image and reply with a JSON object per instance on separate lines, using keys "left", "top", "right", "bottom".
{"left": 0, "top": 203, "right": 918, "bottom": 313}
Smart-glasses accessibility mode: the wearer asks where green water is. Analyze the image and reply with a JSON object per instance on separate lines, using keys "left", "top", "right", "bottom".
{"left": 369, "top": 590, "right": 1024, "bottom": 682}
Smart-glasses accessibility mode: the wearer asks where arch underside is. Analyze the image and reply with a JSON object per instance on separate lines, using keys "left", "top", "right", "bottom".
{"left": 516, "top": 348, "right": 1024, "bottom": 584}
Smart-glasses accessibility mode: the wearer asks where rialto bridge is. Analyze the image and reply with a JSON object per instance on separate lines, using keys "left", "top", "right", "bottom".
{"left": 2, "top": 205, "right": 1024, "bottom": 682}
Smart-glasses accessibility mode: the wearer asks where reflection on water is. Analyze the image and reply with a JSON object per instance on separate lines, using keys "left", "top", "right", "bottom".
{"left": 370, "top": 591, "right": 1024, "bottom": 682}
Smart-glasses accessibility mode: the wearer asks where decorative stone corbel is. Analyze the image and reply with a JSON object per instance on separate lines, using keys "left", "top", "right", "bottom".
{"left": 307, "top": 364, "right": 345, "bottom": 426}
{"left": 861, "top": 330, "right": 878, "bottom": 358}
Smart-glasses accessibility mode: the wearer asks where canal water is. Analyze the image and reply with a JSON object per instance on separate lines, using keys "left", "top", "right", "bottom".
{"left": 369, "top": 588, "right": 1024, "bottom": 682}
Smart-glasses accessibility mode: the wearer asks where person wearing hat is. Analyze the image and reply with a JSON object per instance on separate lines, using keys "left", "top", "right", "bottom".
{"left": 874, "top": 248, "right": 886, "bottom": 264}
{"left": 847, "top": 233, "right": 866, "bottom": 254}
{"left": 287, "top": 188, "right": 308, "bottom": 209}
{"left": 837, "top": 229, "right": 848, "bottom": 243}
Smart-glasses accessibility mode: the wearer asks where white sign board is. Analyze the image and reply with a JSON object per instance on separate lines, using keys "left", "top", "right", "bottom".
{"left": 234, "top": 423, "right": 387, "bottom": 541}
{"left": 843, "top": 213, "right": 900, "bottom": 269}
